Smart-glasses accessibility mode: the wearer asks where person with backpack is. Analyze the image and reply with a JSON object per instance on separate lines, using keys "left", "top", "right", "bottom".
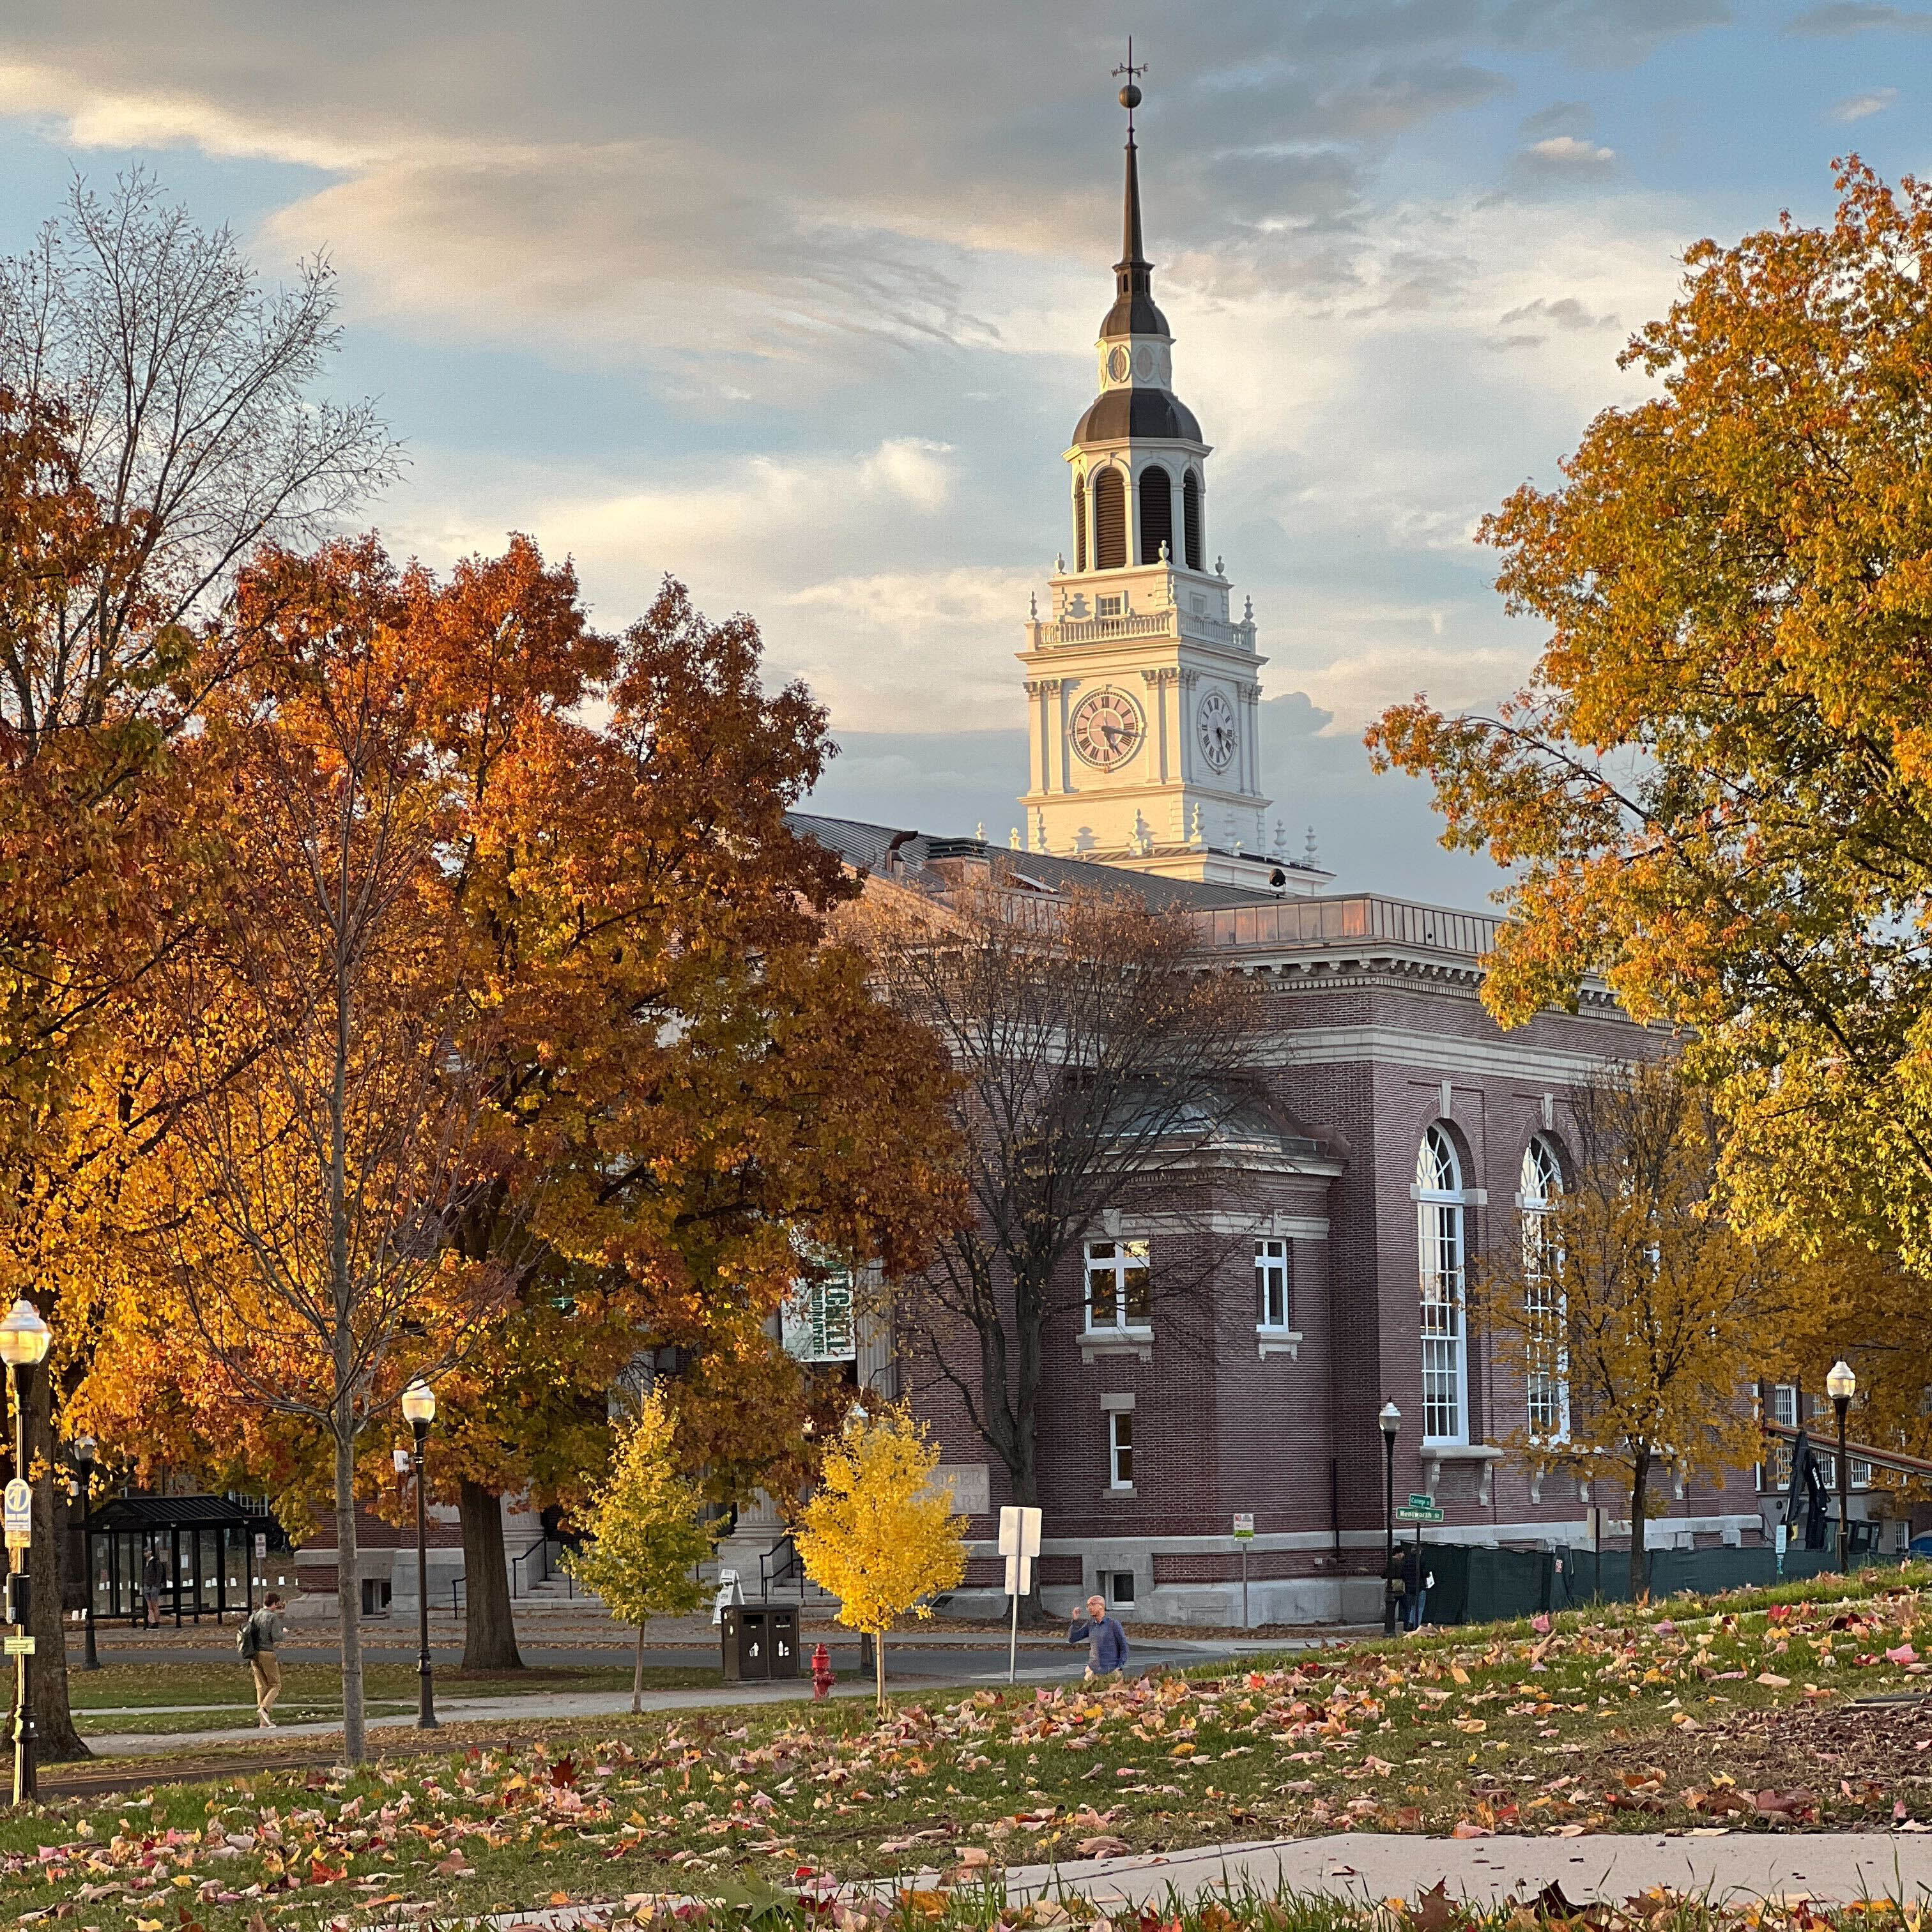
{"left": 238, "top": 1593, "right": 285, "bottom": 1728}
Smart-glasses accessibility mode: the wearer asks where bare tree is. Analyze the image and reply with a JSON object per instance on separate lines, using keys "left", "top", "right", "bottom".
{"left": 0, "top": 168, "right": 399, "bottom": 742}
{"left": 854, "top": 870, "right": 1277, "bottom": 1616}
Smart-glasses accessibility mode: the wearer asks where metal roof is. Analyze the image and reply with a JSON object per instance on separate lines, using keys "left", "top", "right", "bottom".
{"left": 89, "top": 1494, "right": 265, "bottom": 1533}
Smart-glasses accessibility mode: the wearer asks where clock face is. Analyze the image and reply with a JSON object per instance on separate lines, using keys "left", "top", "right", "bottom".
{"left": 1071, "top": 688, "right": 1145, "bottom": 770}
{"left": 1197, "top": 689, "right": 1238, "bottom": 771}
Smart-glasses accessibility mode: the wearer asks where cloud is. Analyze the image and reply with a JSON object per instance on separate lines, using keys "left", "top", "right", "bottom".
{"left": 1832, "top": 88, "right": 1899, "bottom": 119}
{"left": 0, "top": 2, "right": 1711, "bottom": 908}
{"left": 1788, "top": 3, "right": 1932, "bottom": 31}
{"left": 1519, "top": 134, "right": 1620, "bottom": 176}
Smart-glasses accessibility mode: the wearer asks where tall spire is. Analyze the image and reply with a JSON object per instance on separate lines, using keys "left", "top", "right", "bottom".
{"left": 1113, "top": 40, "right": 1151, "bottom": 297}
{"left": 1100, "top": 43, "right": 1165, "bottom": 344}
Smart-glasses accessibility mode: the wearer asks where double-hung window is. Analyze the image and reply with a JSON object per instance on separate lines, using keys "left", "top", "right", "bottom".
{"left": 1255, "top": 1238, "right": 1292, "bottom": 1330}
{"left": 1107, "top": 1411, "right": 1134, "bottom": 1489}
{"left": 1085, "top": 1239, "right": 1151, "bottom": 1331}
{"left": 1416, "top": 1125, "right": 1469, "bottom": 1445}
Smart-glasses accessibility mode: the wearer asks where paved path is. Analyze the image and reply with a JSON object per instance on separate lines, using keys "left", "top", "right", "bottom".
{"left": 976, "top": 1833, "right": 1932, "bottom": 1909}
{"left": 76, "top": 1641, "right": 1225, "bottom": 1756}
{"left": 350, "top": 1834, "right": 1932, "bottom": 1929}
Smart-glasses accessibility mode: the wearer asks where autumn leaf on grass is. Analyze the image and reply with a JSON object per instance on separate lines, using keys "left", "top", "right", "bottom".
{"left": 1075, "top": 1836, "right": 1131, "bottom": 1859}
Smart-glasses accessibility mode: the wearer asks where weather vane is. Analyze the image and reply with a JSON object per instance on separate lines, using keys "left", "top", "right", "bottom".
{"left": 1112, "top": 38, "right": 1147, "bottom": 135}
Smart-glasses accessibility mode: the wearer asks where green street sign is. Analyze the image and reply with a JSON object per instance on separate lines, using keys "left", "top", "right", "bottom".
{"left": 1395, "top": 1505, "right": 1445, "bottom": 1524}
{"left": 1407, "top": 1493, "right": 1435, "bottom": 1510}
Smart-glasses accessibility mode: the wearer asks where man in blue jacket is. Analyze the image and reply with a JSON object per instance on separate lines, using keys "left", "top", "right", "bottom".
{"left": 1069, "top": 1593, "right": 1130, "bottom": 1675}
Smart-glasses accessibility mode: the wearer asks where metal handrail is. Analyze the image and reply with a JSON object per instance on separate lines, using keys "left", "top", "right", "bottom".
{"left": 510, "top": 1531, "right": 578, "bottom": 1599}
{"left": 758, "top": 1534, "right": 813, "bottom": 1600}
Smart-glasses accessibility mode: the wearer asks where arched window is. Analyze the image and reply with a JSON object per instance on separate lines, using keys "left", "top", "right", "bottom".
{"left": 1138, "top": 464, "right": 1173, "bottom": 566}
{"left": 1416, "top": 1125, "right": 1468, "bottom": 1445}
{"left": 1092, "top": 468, "right": 1127, "bottom": 571}
{"left": 1073, "top": 473, "right": 1087, "bottom": 572}
{"left": 1521, "top": 1136, "right": 1568, "bottom": 1441}
{"left": 1183, "top": 469, "right": 1204, "bottom": 571}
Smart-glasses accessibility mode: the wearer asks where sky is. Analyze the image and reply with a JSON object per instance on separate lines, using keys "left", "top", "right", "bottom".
{"left": 0, "top": 2, "right": 1925, "bottom": 906}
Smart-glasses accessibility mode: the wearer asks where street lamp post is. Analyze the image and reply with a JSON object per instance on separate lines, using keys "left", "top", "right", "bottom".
{"left": 1379, "top": 1401, "right": 1401, "bottom": 1637}
{"left": 1827, "top": 1359, "right": 1857, "bottom": 1576}
{"left": 400, "top": 1381, "right": 438, "bottom": 1729}
{"left": 72, "top": 1436, "right": 98, "bottom": 1671}
{"left": 0, "top": 1297, "right": 52, "bottom": 1804}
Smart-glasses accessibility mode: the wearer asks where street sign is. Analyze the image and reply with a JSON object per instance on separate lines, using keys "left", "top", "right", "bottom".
{"left": 997, "top": 1505, "right": 1042, "bottom": 1560}
{"left": 1395, "top": 1505, "right": 1445, "bottom": 1524}
{"left": 1232, "top": 1514, "right": 1255, "bottom": 1539}
{"left": 999, "top": 1505, "right": 1045, "bottom": 1683}
{"left": 3, "top": 1635, "right": 32, "bottom": 1657}
{"left": 1407, "top": 1493, "right": 1435, "bottom": 1510}
{"left": 254, "top": 1533, "right": 268, "bottom": 1561}
{"left": 2, "top": 1479, "right": 28, "bottom": 1542}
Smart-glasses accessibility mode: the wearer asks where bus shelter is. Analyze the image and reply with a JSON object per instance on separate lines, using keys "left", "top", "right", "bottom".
{"left": 84, "top": 1495, "right": 287, "bottom": 1627}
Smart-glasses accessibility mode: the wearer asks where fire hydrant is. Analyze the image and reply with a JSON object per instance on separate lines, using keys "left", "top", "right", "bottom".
{"left": 810, "top": 1643, "right": 835, "bottom": 1700}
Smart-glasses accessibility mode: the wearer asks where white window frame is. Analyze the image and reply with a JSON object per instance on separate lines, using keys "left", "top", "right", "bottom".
{"left": 1255, "top": 1237, "right": 1292, "bottom": 1331}
{"left": 1416, "top": 1124, "right": 1469, "bottom": 1446}
{"left": 1085, "top": 1238, "right": 1152, "bottom": 1333}
{"left": 1521, "top": 1135, "right": 1569, "bottom": 1444}
{"left": 1107, "top": 1409, "right": 1135, "bottom": 1490}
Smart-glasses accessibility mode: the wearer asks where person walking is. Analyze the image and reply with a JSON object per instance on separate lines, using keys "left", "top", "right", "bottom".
{"left": 140, "top": 1547, "right": 165, "bottom": 1629}
{"left": 1399, "top": 1544, "right": 1430, "bottom": 1631}
{"left": 1068, "top": 1593, "right": 1129, "bottom": 1677}
{"left": 238, "top": 1592, "right": 286, "bottom": 1728}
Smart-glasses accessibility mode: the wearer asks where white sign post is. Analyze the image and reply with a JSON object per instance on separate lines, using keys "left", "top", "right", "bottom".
{"left": 711, "top": 1568, "right": 743, "bottom": 1625}
{"left": 997, "top": 1505, "right": 1043, "bottom": 1683}
{"left": 1232, "top": 1514, "right": 1255, "bottom": 1630}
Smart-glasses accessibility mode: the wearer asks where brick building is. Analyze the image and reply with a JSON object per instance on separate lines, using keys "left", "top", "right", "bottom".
{"left": 779, "top": 90, "right": 1768, "bottom": 1624}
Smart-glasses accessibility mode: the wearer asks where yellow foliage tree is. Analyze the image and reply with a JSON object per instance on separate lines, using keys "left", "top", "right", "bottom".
{"left": 1480, "top": 1061, "right": 1775, "bottom": 1598}
{"left": 793, "top": 1403, "right": 966, "bottom": 1707}
{"left": 565, "top": 1390, "right": 717, "bottom": 1712}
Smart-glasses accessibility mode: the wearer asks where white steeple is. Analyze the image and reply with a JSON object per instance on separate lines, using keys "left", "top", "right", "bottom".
{"left": 1015, "top": 70, "right": 1330, "bottom": 896}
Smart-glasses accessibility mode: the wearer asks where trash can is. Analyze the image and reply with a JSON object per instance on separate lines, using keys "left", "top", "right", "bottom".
{"left": 767, "top": 1606, "right": 799, "bottom": 1680}
{"left": 721, "top": 1604, "right": 770, "bottom": 1680}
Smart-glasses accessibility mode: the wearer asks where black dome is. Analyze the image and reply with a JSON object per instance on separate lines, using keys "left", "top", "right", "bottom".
{"left": 1071, "top": 387, "right": 1201, "bottom": 445}
{"left": 1100, "top": 291, "right": 1170, "bottom": 341}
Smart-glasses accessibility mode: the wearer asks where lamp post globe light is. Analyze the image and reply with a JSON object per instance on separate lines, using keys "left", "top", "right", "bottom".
{"left": 72, "top": 1435, "right": 98, "bottom": 1671}
{"left": 1378, "top": 1401, "right": 1401, "bottom": 1638}
{"left": 0, "top": 1296, "right": 52, "bottom": 1803}
{"left": 400, "top": 1380, "right": 438, "bottom": 1729}
{"left": 1826, "top": 1359, "right": 1857, "bottom": 1575}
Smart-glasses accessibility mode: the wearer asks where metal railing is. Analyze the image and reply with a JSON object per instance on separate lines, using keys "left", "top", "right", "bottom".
{"left": 510, "top": 1531, "right": 576, "bottom": 1599}
{"left": 1190, "top": 893, "right": 1500, "bottom": 960}
{"left": 757, "top": 1534, "right": 830, "bottom": 1601}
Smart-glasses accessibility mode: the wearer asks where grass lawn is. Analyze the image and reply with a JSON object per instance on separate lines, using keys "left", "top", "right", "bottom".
{"left": 6, "top": 1563, "right": 1932, "bottom": 1932}
{"left": 64, "top": 1664, "right": 717, "bottom": 1734}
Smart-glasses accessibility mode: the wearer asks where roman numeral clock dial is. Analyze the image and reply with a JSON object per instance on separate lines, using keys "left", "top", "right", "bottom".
{"left": 1070, "top": 689, "right": 1144, "bottom": 770}
{"left": 1197, "top": 689, "right": 1238, "bottom": 772}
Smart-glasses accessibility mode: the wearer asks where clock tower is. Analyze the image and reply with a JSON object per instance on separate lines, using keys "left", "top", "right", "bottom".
{"left": 1018, "top": 75, "right": 1327, "bottom": 894}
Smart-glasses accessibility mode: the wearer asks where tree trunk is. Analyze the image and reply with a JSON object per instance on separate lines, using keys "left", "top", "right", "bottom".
{"left": 10, "top": 1361, "right": 88, "bottom": 1759}
{"left": 335, "top": 1415, "right": 366, "bottom": 1764}
{"left": 874, "top": 1630, "right": 885, "bottom": 1710}
{"left": 632, "top": 1621, "right": 644, "bottom": 1715}
{"left": 459, "top": 1480, "right": 523, "bottom": 1670}
{"left": 1629, "top": 1451, "right": 1650, "bottom": 1602}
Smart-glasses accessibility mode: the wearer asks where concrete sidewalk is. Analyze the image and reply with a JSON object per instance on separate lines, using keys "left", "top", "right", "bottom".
{"left": 977, "top": 1832, "right": 1932, "bottom": 1909}
{"left": 79, "top": 1647, "right": 1204, "bottom": 1755}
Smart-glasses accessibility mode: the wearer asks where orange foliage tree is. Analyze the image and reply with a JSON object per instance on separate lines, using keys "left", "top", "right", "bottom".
{"left": 1368, "top": 162, "right": 1932, "bottom": 1272}
{"left": 82, "top": 546, "right": 961, "bottom": 1682}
